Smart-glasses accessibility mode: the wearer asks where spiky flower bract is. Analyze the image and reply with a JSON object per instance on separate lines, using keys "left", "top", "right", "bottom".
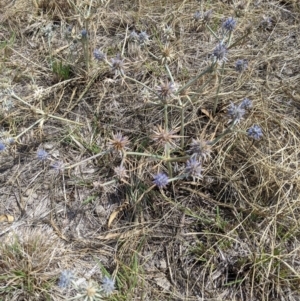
{"left": 162, "top": 25, "right": 175, "bottom": 40}
{"left": 160, "top": 43, "right": 175, "bottom": 64}
{"left": 156, "top": 80, "right": 176, "bottom": 102}
{"left": 58, "top": 270, "right": 74, "bottom": 288}
{"left": 111, "top": 54, "right": 125, "bottom": 76}
{"left": 213, "top": 43, "right": 228, "bottom": 64}
{"left": 101, "top": 276, "right": 115, "bottom": 296}
{"left": 194, "top": 11, "right": 201, "bottom": 21}
{"left": 73, "top": 279, "right": 103, "bottom": 301}
{"left": 114, "top": 165, "right": 128, "bottom": 180}
{"left": 139, "top": 31, "right": 150, "bottom": 45}
{"left": 222, "top": 17, "right": 237, "bottom": 32}
{"left": 109, "top": 132, "right": 130, "bottom": 153}
{"left": 185, "top": 158, "right": 203, "bottom": 180}
{"left": 51, "top": 161, "right": 65, "bottom": 174}
{"left": 240, "top": 98, "right": 252, "bottom": 109}
{"left": 235, "top": 59, "right": 248, "bottom": 72}
{"left": 151, "top": 125, "right": 180, "bottom": 149}
{"left": 37, "top": 149, "right": 49, "bottom": 161}
{"left": 203, "top": 9, "right": 213, "bottom": 22}
{"left": 227, "top": 102, "right": 245, "bottom": 124}
{"left": 93, "top": 49, "right": 106, "bottom": 61}
{"left": 153, "top": 173, "right": 169, "bottom": 188}
{"left": 129, "top": 30, "right": 139, "bottom": 41}
{"left": 247, "top": 125, "right": 263, "bottom": 140}
{"left": 188, "top": 138, "right": 212, "bottom": 162}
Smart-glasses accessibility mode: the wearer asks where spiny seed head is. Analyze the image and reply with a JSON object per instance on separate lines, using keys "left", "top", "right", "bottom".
{"left": 160, "top": 43, "right": 175, "bottom": 64}
{"left": 185, "top": 158, "right": 203, "bottom": 180}
{"left": 227, "top": 102, "right": 245, "bottom": 124}
{"left": 101, "top": 276, "right": 115, "bottom": 296}
{"left": 247, "top": 125, "right": 263, "bottom": 140}
{"left": 93, "top": 49, "right": 106, "bottom": 61}
{"left": 76, "top": 280, "right": 101, "bottom": 298}
{"left": 139, "top": 31, "right": 150, "bottom": 45}
{"left": 193, "top": 9, "right": 212, "bottom": 22}
{"left": 51, "top": 161, "right": 65, "bottom": 174}
{"left": 151, "top": 125, "right": 180, "bottom": 149}
{"left": 111, "top": 54, "right": 125, "bottom": 76}
{"left": 129, "top": 30, "right": 139, "bottom": 41}
{"left": 156, "top": 80, "right": 176, "bottom": 102}
{"left": 188, "top": 138, "right": 212, "bottom": 162}
{"left": 222, "top": 17, "right": 237, "bottom": 32}
{"left": 58, "top": 270, "right": 74, "bottom": 288}
{"left": 0, "top": 141, "right": 6, "bottom": 152}
{"left": 153, "top": 173, "right": 169, "bottom": 188}
{"left": 261, "top": 16, "right": 272, "bottom": 29}
{"left": 194, "top": 11, "right": 201, "bottom": 21}
{"left": 109, "top": 132, "right": 130, "bottom": 152}
{"left": 235, "top": 59, "right": 248, "bottom": 72}
{"left": 114, "top": 165, "right": 128, "bottom": 180}
{"left": 162, "top": 25, "right": 175, "bottom": 40}
{"left": 37, "top": 149, "right": 49, "bottom": 161}
{"left": 203, "top": 9, "right": 213, "bottom": 22}
{"left": 240, "top": 98, "right": 252, "bottom": 109}
{"left": 213, "top": 43, "right": 228, "bottom": 64}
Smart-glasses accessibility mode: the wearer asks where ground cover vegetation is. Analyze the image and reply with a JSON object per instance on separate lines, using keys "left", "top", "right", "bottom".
{"left": 0, "top": 0, "right": 300, "bottom": 300}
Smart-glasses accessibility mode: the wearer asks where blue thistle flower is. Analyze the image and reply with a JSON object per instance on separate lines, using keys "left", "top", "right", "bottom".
{"left": 247, "top": 125, "right": 263, "bottom": 140}
{"left": 235, "top": 59, "right": 248, "bottom": 72}
{"left": 240, "top": 98, "right": 252, "bottom": 109}
{"left": 101, "top": 276, "right": 115, "bottom": 296}
{"left": 0, "top": 141, "right": 6, "bottom": 152}
{"left": 185, "top": 158, "right": 203, "bottom": 180}
{"left": 153, "top": 173, "right": 169, "bottom": 188}
{"left": 81, "top": 29, "right": 87, "bottom": 39}
{"left": 37, "top": 149, "right": 49, "bottom": 161}
{"left": 93, "top": 49, "right": 106, "bottom": 61}
{"left": 188, "top": 138, "right": 212, "bottom": 162}
{"left": 213, "top": 43, "right": 228, "bottom": 63}
{"left": 58, "top": 270, "right": 74, "bottom": 288}
{"left": 129, "top": 30, "right": 139, "bottom": 41}
{"left": 139, "top": 31, "right": 150, "bottom": 45}
{"left": 110, "top": 54, "right": 125, "bottom": 76}
{"left": 194, "top": 11, "right": 201, "bottom": 21}
{"left": 222, "top": 17, "right": 237, "bottom": 32}
{"left": 227, "top": 102, "right": 245, "bottom": 124}
{"left": 51, "top": 161, "right": 65, "bottom": 174}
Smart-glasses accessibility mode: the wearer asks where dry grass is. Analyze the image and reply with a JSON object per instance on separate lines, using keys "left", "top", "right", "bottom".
{"left": 1, "top": 0, "right": 300, "bottom": 300}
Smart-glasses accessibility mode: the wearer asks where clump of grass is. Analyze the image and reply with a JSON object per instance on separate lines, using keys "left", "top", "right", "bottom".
{"left": 0, "top": 227, "right": 64, "bottom": 300}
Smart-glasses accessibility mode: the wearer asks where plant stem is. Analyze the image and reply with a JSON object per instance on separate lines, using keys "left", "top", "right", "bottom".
{"left": 124, "top": 75, "right": 158, "bottom": 96}
{"left": 213, "top": 61, "right": 225, "bottom": 115}
{"left": 177, "top": 63, "right": 215, "bottom": 95}
{"left": 210, "top": 122, "right": 235, "bottom": 145}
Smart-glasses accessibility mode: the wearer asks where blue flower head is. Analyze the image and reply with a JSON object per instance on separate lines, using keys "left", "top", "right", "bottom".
{"left": 153, "top": 173, "right": 169, "bottom": 188}
{"left": 185, "top": 158, "right": 203, "bottom": 180}
{"left": 247, "top": 125, "right": 263, "bottom": 140}
{"left": 37, "top": 149, "right": 49, "bottom": 161}
{"left": 81, "top": 29, "right": 88, "bottom": 39}
{"left": 213, "top": 43, "right": 228, "bottom": 64}
{"left": 58, "top": 270, "right": 74, "bottom": 288}
{"left": 240, "top": 98, "right": 252, "bottom": 109}
{"left": 222, "top": 17, "right": 237, "bottom": 32}
{"left": 227, "top": 102, "right": 245, "bottom": 124}
{"left": 0, "top": 141, "right": 6, "bottom": 152}
{"left": 101, "top": 276, "right": 115, "bottom": 296}
{"left": 93, "top": 49, "right": 106, "bottom": 61}
{"left": 235, "top": 59, "right": 248, "bottom": 72}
